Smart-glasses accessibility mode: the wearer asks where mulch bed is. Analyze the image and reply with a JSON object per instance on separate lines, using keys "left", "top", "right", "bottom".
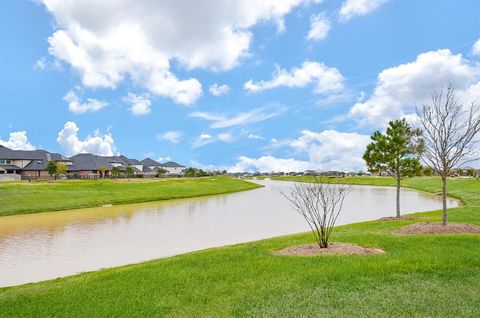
{"left": 393, "top": 222, "right": 480, "bottom": 234}
{"left": 273, "top": 243, "right": 385, "bottom": 256}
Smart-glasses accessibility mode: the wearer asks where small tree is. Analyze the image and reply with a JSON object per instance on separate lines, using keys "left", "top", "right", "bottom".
{"left": 466, "top": 168, "right": 475, "bottom": 177}
{"left": 416, "top": 84, "right": 480, "bottom": 225}
{"left": 125, "top": 166, "right": 134, "bottom": 176}
{"left": 422, "top": 166, "right": 433, "bottom": 176}
{"left": 99, "top": 166, "right": 108, "bottom": 178}
{"left": 183, "top": 167, "right": 196, "bottom": 177}
{"left": 45, "top": 161, "right": 57, "bottom": 179}
{"left": 363, "top": 119, "right": 424, "bottom": 218}
{"left": 282, "top": 177, "right": 351, "bottom": 248}
{"left": 111, "top": 166, "right": 120, "bottom": 178}
{"left": 56, "top": 163, "right": 67, "bottom": 176}
{"left": 156, "top": 167, "right": 168, "bottom": 177}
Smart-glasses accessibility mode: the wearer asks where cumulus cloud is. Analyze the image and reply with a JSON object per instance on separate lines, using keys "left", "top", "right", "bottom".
{"left": 244, "top": 61, "right": 344, "bottom": 94}
{"left": 190, "top": 106, "right": 286, "bottom": 129}
{"left": 123, "top": 93, "right": 152, "bottom": 116}
{"left": 64, "top": 91, "right": 108, "bottom": 114}
{"left": 41, "top": 0, "right": 316, "bottom": 105}
{"left": 209, "top": 83, "right": 231, "bottom": 96}
{"left": 307, "top": 13, "right": 330, "bottom": 41}
{"left": 229, "top": 129, "right": 370, "bottom": 172}
{"left": 157, "top": 130, "right": 184, "bottom": 144}
{"left": 339, "top": 0, "right": 388, "bottom": 22}
{"left": 472, "top": 38, "right": 480, "bottom": 56}
{"left": 0, "top": 131, "right": 35, "bottom": 150}
{"left": 57, "top": 121, "right": 116, "bottom": 156}
{"left": 349, "top": 49, "right": 480, "bottom": 127}
{"left": 229, "top": 156, "right": 312, "bottom": 173}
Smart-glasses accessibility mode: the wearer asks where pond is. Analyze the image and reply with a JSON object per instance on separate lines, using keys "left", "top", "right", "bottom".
{"left": 0, "top": 180, "right": 459, "bottom": 287}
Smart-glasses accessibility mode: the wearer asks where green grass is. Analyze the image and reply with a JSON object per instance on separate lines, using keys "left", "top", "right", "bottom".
{"left": 0, "top": 177, "right": 479, "bottom": 317}
{"left": 0, "top": 177, "right": 261, "bottom": 217}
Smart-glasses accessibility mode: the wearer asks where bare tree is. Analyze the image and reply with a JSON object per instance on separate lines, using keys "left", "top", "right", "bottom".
{"left": 282, "top": 177, "right": 352, "bottom": 248}
{"left": 416, "top": 84, "right": 480, "bottom": 225}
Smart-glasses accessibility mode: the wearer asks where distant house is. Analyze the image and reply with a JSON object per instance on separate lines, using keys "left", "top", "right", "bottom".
{"left": 0, "top": 145, "right": 186, "bottom": 181}
{"left": 162, "top": 161, "right": 186, "bottom": 175}
{"left": 140, "top": 158, "right": 185, "bottom": 175}
{"left": 69, "top": 154, "right": 145, "bottom": 177}
{"left": 0, "top": 145, "right": 72, "bottom": 180}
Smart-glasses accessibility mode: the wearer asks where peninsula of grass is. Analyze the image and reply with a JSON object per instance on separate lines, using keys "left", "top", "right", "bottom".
{"left": 0, "top": 177, "right": 261, "bottom": 217}
{"left": 0, "top": 177, "right": 479, "bottom": 317}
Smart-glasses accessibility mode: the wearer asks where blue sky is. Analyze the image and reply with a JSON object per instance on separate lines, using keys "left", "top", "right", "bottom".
{"left": 1, "top": 0, "right": 479, "bottom": 172}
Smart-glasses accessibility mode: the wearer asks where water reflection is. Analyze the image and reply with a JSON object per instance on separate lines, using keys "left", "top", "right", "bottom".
{"left": 0, "top": 180, "right": 458, "bottom": 287}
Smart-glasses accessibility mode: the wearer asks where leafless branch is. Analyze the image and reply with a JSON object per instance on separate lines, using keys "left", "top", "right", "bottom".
{"left": 282, "top": 177, "right": 352, "bottom": 248}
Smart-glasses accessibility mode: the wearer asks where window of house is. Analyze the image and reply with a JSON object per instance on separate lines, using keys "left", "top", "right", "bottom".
{"left": 0, "top": 160, "right": 12, "bottom": 164}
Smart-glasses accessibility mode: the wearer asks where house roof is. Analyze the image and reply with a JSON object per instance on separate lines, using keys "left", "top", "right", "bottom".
{"left": 68, "top": 153, "right": 114, "bottom": 171}
{"left": 163, "top": 161, "right": 185, "bottom": 168}
{"left": 0, "top": 145, "right": 71, "bottom": 171}
{"left": 140, "top": 157, "right": 162, "bottom": 166}
{"left": 128, "top": 158, "right": 141, "bottom": 165}
{"left": 0, "top": 164, "right": 21, "bottom": 170}
{"left": 0, "top": 145, "right": 46, "bottom": 160}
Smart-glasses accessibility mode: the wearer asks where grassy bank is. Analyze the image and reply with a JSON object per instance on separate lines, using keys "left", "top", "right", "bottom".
{"left": 0, "top": 177, "right": 261, "bottom": 217}
{"left": 0, "top": 177, "right": 479, "bottom": 317}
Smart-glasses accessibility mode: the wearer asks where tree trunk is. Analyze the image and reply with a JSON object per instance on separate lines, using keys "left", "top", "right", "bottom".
{"left": 442, "top": 175, "right": 447, "bottom": 226}
{"left": 396, "top": 178, "right": 401, "bottom": 218}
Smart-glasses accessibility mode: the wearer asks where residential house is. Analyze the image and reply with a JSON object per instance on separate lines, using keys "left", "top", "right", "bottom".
{"left": 0, "top": 145, "right": 72, "bottom": 180}
{"left": 162, "top": 161, "right": 186, "bottom": 175}
{"left": 0, "top": 145, "right": 186, "bottom": 180}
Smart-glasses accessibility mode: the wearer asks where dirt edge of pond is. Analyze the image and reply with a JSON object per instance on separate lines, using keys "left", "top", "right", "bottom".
{"left": 273, "top": 243, "right": 385, "bottom": 256}
{"left": 393, "top": 222, "right": 480, "bottom": 234}
{"left": 378, "top": 216, "right": 417, "bottom": 221}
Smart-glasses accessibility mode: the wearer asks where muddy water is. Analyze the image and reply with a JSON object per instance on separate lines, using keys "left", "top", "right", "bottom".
{"left": 0, "top": 180, "right": 458, "bottom": 287}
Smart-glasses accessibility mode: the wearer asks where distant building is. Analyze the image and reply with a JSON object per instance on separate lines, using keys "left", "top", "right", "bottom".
{"left": 0, "top": 145, "right": 186, "bottom": 181}
{"left": 0, "top": 145, "right": 72, "bottom": 180}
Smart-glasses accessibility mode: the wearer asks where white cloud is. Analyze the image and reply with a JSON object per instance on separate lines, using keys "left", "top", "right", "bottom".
{"left": 244, "top": 61, "right": 344, "bottom": 94}
{"left": 339, "top": 0, "right": 388, "bottom": 22}
{"left": 192, "top": 133, "right": 214, "bottom": 148}
{"left": 190, "top": 106, "right": 286, "bottom": 129}
{"left": 124, "top": 93, "right": 151, "bottom": 116}
{"left": 307, "top": 13, "right": 330, "bottom": 41}
{"left": 218, "top": 133, "right": 234, "bottom": 142}
{"left": 157, "top": 130, "right": 184, "bottom": 144}
{"left": 209, "top": 83, "right": 231, "bottom": 96}
{"left": 349, "top": 49, "right": 480, "bottom": 127}
{"left": 41, "top": 0, "right": 316, "bottom": 105}
{"left": 247, "top": 133, "right": 264, "bottom": 140}
{"left": 33, "top": 57, "right": 47, "bottom": 70}
{"left": 472, "top": 38, "right": 480, "bottom": 56}
{"left": 157, "top": 156, "right": 172, "bottom": 163}
{"left": 0, "top": 131, "right": 35, "bottom": 150}
{"left": 64, "top": 91, "right": 108, "bottom": 114}
{"left": 190, "top": 160, "right": 230, "bottom": 172}
{"left": 57, "top": 121, "right": 116, "bottom": 156}
{"left": 290, "top": 130, "right": 370, "bottom": 170}
{"left": 229, "top": 156, "right": 312, "bottom": 173}
{"left": 229, "top": 129, "right": 370, "bottom": 172}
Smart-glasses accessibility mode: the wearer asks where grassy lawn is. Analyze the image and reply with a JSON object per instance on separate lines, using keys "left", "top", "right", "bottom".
{"left": 0, "top": 177, "right": 479, "bottom": 317}
{"left": 0, "top": 177, "right": 261, "bottom": 217}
